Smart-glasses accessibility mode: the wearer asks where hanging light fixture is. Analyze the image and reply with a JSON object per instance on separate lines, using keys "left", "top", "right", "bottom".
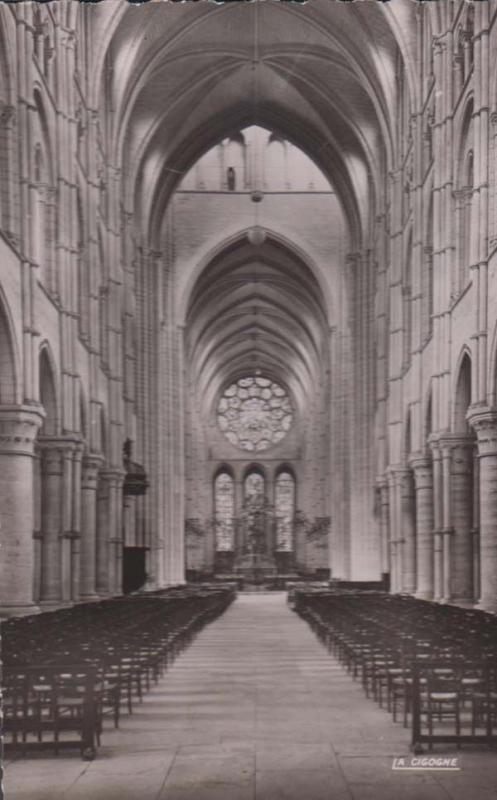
{"left": 247, "top": 0, "right": 267, "bottom": 248}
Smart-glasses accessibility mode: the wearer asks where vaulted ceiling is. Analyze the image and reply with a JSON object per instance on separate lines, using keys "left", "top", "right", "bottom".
{"left": 84, "top": 0, "right": 418, "bottom": 245}
{"left": 81, "top": 0, "right": 418, "bottom": 422}
{"left": 185, "top": 235, "right": 328, "bottom": 415}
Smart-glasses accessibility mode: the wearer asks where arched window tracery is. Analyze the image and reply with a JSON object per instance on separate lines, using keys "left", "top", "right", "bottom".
{"left": 275, "top": 470, "right": 295, "bottom": 551}
{"left": 217, "top": 375, "right": 293, "bottom": 452}
{"left": 33, "top": 141, "right": 48, "bottom": 285}
{"left": 459, "top": 147, "right": 474, "bottom": 291}
{"left": 214, "top": 471, "right": 235, "bottom": 551}
{"left": 244, "top": 470, "right": 265, "bottom": 506}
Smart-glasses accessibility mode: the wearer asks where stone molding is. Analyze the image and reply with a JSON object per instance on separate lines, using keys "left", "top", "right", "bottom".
{"left": 0, "top": 102, "right": 15, "bottom": 127}
{"left": 81, "top": 454, "right": 104, "bottom": 489}
{"left": 427, "top": 433, "right": 442, "bottom": 455}
{"left": 408, "top": 455, "right": 433, "bottom": 490}
{"left": 467, "top": 408, "right": 497, "bottom": 456}
{"left": 436, "top": 433, "right": 476, "bottom": 463}
{"left": 386, "top": 464, "right": 410, "bottom": 486}
{"left": 0, "top": 405, "right": 45, "bottom": 455}
{"left": 37, "top": 434, "right": 84, "bottom": 452}
{"left": 40, "top": 447, "right": 63, "bottom": 476}
{"left": 98, "top": 468, "right": 125, "bottom": 491}
{"left": 375, "top": 475, "right": 388, "bottom": 491}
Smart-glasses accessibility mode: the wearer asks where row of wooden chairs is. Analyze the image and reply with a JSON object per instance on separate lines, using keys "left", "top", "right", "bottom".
{"left": 2, "top": 585, "right": 236, "bottom": 759}
{"left": 295, "top": 590, "right": 497, "bottom": 751}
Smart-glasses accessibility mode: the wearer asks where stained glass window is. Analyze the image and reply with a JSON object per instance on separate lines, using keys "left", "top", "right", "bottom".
{"left": 217, "top": 375, "right": 293, "bottom": 451}
{"left": 214, "top": 472, "right": 235, "bottom": 551}
{"left": 244, "top": 471, "right": 265, "bottom": 507}
{"left": 275, "top": 471, "right": 295, "bottom": 551}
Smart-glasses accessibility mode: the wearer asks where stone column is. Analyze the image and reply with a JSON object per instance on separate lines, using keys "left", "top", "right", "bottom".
{"left": 107, "top": 471, "right": 124, "bottom": 595}
{"left": 440, "top": 442, "right": 454, "bottom": 602}
{"left": 376, "top": 477, "right": 390, "bottom": 580}
{"left": 60, "top": 447, "right": 75, "bottom": 604}
{"left": 38, "top": 443, "right": 64, "bottom": 605}
{"left": 32, "top": 449, "right": 42, "bottom": 603}
{"left": 430, "top": 441, "right": 444, "bottom": 601}
{"left": 204, "top": 519, "right": 216, "bottom": 573}
{"left": 80, "top": 454, "right": 103, "bottom": 600}
{"left": 472, "top": 449, "right": 481, "bottom": 601}
{"left": 96, "top": 470, "right": 112, "bottom": 596}
{"left": 71, "top": 445, "right": 83, "bottom": 602}
{"left": 387, "top": 471, "right": 400, "bottom": 593}
{"left": 399, "top": 468, "right": 416, "bottom": 594}
{"left": 0, "top": 406, "right": 44, "bottom": 616}
{"left": 123, "top": 495, "right": 136, "bottom": 547}
{"left": 410, "top": 455, "right": 434, "bottom": 599}
{"left": 468, "top": 411, "right": 497, "bottom": 612}
{"left": 449, "top": 437, "right": 475, "bottom": 604}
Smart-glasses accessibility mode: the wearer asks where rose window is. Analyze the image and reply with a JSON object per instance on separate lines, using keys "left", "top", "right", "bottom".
{"left": 217, "top": 375, "right": 293, "bottom": 451}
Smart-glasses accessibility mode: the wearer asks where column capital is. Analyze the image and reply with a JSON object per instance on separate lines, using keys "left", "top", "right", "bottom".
{"left": 467, "top": 408, "right": 497, "bottom": 456}
{"left": 345, "top": 251, "right": 361, "bottom": 267}
{"left": 39, "top": 446, "right": 63, "bottom": 475}
{"left": 98, "top": 468, "right": 125, "bottom": 489}
{"left": 0, "top": 101, "right": 15, "bottom": 128}
{"left": 408, "top": 454, "right": 433, "bottom": 489}
{"left": 386, "top": 464, "right": 413, "bottom": 493}
{"left": 427, "top": 433, "right": 441, "bottom": 455}
{"left": 82, "top": 454, "right": 104, "bottom": 469}
{"left": 375, "top": 475, "right": 389, "bottom": 491}
{"left": 408, "top": 453, "right": 431, "bottom": 469}
{"left": 81, "top": 454, "right": 104, "bottom": 489}
{"left": 0, "top": 405, "right": 45, "bottom": 455}
{"left": 37, "top": 434, "right": 84, "bottom": 453}
{"left": 436, "top": 433, "right": 475, "bottom": 454}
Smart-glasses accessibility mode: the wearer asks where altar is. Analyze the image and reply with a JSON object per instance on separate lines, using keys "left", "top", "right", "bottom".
{"left": 232, "top": 491, "right": 279, "bottom": 582}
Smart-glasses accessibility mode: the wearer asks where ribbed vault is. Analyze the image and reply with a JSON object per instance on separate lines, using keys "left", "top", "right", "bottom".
{"left": 83, "top": 0, "right": 419, "bottom": 248}
{"left": 185, "top": 235, "right": 328, "bottom": 418}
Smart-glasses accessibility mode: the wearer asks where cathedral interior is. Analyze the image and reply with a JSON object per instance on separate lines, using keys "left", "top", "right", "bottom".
{"left": 3, "top": 1, "right": 497, "bottom": 794}
{"left": 1, "top": 0, "right": 496, "bottom": 614}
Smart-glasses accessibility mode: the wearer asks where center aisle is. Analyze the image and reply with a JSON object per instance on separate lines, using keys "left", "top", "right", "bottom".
{"left": 5, "top": 593, "right": 497, "bottom": 800}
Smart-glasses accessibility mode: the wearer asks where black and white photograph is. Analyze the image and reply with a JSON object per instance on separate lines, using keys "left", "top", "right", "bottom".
{"left": 1, "top": 0, "right": 497, "bottom": 798}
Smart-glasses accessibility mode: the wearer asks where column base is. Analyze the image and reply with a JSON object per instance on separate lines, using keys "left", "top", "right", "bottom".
{"left": 415, "top": 590, "right": 434, "bottom": 600}
{"left": 78, "top": 593, "right": 101, "bottom": 603}
{"left": 0, "top": 603, "right": 40, "bottom": 619}
{"left": 475, "top": 599, "right": 497, "bottom": 614}
{"left": 450, "top": 596, "right": 476, "bottom": 608}
{"left": 39, "top": 600, "right": 73, "bottom": 611}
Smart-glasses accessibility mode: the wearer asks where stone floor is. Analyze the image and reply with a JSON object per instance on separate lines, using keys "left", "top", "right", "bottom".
{"left": 3, "top": 593, "right": 497, "bottom": 800}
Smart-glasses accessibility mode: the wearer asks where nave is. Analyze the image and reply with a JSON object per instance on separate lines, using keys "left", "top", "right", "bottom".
{"left": 4, "top": 594, "right": 497, "bottom": 800}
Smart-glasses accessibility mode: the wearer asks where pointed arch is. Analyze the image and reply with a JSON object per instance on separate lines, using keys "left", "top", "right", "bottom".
{"left": 100, "top": 404, "right": 109, "bottom": 461}
{"left": 80, "top": 383, "right": 89, "bottom": 447}
{"left": 213, "top": 468, "right": 235, "bottom": 552}
{"left": 242, "top": 462, "right": 267, "bottom": 482}
{"left": 39, "top": 344, "right": 58, "bottom": 436}
{"left": 402, "top": 406, "right": 413, "bottom": 461}
{"left": 453, "top": 349, "right": 472, "bottom": 434}
{"left": 0, "top": 287, "right": 19, "bottom": 405}
{"left": 423, "top": 384, "right": 433, "bottom": 450}
{"left": 274, "top": 468, "right": 296, "bottom": 552}
{"left": 488, "top": 319, "right": 497, "bottom": 408}
{"left": 243, "top": 466, "right": 266, "bottom": 506}
{"left": 213, "top": 462, "right": 235, "bottom": 482}
{"left": 403, "top": 228, "right": 413, "bottom": 368}
{"left": 178, "top": 227, "right": 333, "bottom": 329}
